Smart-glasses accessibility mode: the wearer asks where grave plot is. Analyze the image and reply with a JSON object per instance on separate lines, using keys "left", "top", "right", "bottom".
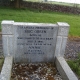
{"left": 0, "top": 21, "right": 78, "bottom": 80}
{"left": 11, "top": 63, "right": 62, "bottom": 80}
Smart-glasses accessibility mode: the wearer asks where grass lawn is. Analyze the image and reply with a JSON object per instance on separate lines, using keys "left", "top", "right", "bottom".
{"left": 0, "top": 58, "right": 4, "bottom": 72}
{"left": 67, "top": 54, "right": 80, "bottom": 78}
{"left": 0, "top": 7, "right": 80, "bottom": 36}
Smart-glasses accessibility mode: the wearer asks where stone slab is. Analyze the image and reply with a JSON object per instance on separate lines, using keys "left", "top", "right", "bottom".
{"left": 60, "top": 37, "right": 68, "bottom": 56}
{"left": 0, "top": 56, "right": 13, "bottom": 80}
{"left": 1, "top": 20, "right": 14, "bottom": 35}
{"left": 55, "top": 36, "right": 62, "bottom": 57}
{"left": 55, "top": 56, "right": 78, "bottom": 80}
{"left": 57, "top": 22, "right": 69, "bottom": 37}
{"left": 13, "top": 23, "right": 58, "bottom": 62}
{"left": 2, "top": 35, "right": 14, "bottom": 56}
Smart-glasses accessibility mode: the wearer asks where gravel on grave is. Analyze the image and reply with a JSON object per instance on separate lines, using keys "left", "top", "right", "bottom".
{"left": 11, "top": 63, "right": 62, "bottom": 80}
{"left": 65, "top": 38, "right": 80, "bottom": 60}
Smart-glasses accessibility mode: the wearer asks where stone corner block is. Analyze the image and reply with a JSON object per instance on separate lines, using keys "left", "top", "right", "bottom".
{"left": 1, "top": 20, "right": 14, "bottom": 25}
{"left": 1, "top": 20, "right": 14, "bottom": 35}
{"left": 0, "top": 56, "right": 13, "bottom": 80}
{"left": 57, "top": 22, "right": 70, "bottom": 27}
{"left": 57, "top": 22, "right": 70, "bottom": 36}
{"left": 55, "top": 56, "right": 78, "bottom": 80}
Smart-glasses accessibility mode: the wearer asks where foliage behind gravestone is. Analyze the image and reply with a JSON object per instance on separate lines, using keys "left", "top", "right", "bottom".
{"left": 0, "top": 0, "right": 80, "bottom": 14}
{"left": 22, "top": 1, "right": 80, "bottom": 14}
{"left": 13, "top": 0, "right": 23, "bottom": 8}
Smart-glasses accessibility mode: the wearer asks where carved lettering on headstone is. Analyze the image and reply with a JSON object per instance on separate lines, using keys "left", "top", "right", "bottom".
{"left": 14, "top": 25, "right": 58, "bottom": 62}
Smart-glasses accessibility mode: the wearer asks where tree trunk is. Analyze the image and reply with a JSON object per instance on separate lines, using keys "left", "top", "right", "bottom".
{"left": 14, "top": 0, "right": 21, "bottom": 8}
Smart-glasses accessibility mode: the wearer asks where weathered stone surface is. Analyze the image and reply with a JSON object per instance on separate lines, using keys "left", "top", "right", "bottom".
{"left": 56, "top": 56, "right": 78, "bottom": 80}
{"left": 1, "top": 20, "right": 14, "bottom": 35}
{"left": 55, "top": 36, "right": 62, "bottom": 57}
{"left": 57, "top": 22, "right": 69, "bottom": 37}
{"left": 13, "top": 23, "right": 58, "bottom": 62}
{"left": 1, "top": 21, "right": 69, "bottom": 63}
{"left": 60, "top": 37, "right": 68, "bottom": 56}
{"left": 0, "top": 56, "right": 13, "bottom": 80}
{"left": 2, "top": 35, "right": 14, "bottom": 57}
{"left": 54, "top": 22, "right": 69, "bottom": 57}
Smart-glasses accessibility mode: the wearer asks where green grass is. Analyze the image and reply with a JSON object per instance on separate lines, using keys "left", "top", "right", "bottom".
{"left": 67, "top": 54, "right": 80, "bottom": 77}
{"left": 0, "top": 7, "right": 80, "bottom": 36}
{"left": 0, "top": 58, "right": 4, "bottom": 72}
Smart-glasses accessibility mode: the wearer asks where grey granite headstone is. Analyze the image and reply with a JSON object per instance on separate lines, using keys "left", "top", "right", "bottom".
{"left": 1, "top": 21, "right": 69, "bottom": 63}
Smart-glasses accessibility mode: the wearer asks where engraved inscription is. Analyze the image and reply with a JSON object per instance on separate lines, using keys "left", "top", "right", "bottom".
{"left": 17, "top": 26, "right": 54, "bottom": 55}
{"left": 14, "top": 24, "right": 58, "bottom": 62}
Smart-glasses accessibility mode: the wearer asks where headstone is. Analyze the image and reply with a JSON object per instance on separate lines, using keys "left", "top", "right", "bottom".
{"left": 1, "top": 20, "right": 69, "bottom": 63}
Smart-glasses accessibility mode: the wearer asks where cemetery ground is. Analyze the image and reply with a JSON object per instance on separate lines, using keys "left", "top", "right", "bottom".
{"left": 0, "top": 7, "right": 80, "bottom": 79}
{"left": 0, "top": 7, "right": 80, "bottom": 36}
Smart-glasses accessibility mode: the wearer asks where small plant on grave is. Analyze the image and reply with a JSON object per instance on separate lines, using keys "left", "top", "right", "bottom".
{"left": 67, "top": 53, "right": 80, "bottom": 77}
{"left": 0, "top": 58, "right": 4, "bottom": 72}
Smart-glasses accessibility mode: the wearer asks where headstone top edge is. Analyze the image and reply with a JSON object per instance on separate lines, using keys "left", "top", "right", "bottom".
{"left": 57, "top": 22, "right": 70, "bottom": 27}
{"left": 1, "top": 20, "right": 14, "bottom": 24}
{"left": 13, "top": 22, "right": 58, "bottom": 27}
